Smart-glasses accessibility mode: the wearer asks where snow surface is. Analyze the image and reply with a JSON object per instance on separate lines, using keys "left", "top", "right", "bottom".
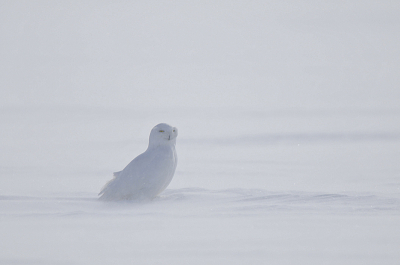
{"left": 1, "top": 1, "right": 400, "bottom": 265}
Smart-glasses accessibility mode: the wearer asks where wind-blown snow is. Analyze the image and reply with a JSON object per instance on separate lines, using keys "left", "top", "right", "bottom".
{"left": 1, "top": 108, "right": 399, "bottom": 265}
{"left": 1, "top": 1, "right": 400, "bottom": 265}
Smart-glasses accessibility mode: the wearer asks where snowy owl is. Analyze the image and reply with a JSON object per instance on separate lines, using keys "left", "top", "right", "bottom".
{"left": 99, "top": 123, "right": 178, "bottom": 201}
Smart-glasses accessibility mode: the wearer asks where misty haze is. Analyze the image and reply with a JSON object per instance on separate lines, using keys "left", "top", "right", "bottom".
{"left": 1, "top": 1, "right": 399, "bottom": 265}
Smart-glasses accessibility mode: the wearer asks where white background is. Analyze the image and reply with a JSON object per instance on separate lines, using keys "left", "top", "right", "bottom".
{"left": 1, "top": 1, "right": 399, "bottom": 264}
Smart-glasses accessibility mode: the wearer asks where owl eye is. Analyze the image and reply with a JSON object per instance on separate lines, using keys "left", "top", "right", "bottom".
{"left": 173, "top": 130, "right": 175, "bottom": 132}
{"left": 159, "top": 130, "right": 164, "bottom": 132}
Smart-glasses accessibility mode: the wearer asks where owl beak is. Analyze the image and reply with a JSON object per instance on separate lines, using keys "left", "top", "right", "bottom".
{"left": 168, "top": 135, "right": 171, "bottom": 140}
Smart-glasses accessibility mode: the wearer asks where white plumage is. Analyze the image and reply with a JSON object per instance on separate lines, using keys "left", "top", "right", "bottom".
{"left": 99, "top": 123, "right": 178, "bottom": 201}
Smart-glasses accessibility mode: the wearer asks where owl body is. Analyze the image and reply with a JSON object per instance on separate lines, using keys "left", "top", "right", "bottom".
{"left": 99, "top": 123, "right": 178, "bottom": 201}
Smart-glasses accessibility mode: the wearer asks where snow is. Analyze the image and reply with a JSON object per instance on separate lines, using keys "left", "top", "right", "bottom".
{"left": 1, "top": 1, "right": 400, "bottom": 265}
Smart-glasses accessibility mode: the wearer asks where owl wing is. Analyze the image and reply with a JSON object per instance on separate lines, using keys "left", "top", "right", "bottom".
{"left": 113, "top": 171, "right": 122, "bottom": 177}
{"left": 98, "top": 152, "right": 149, "bottom": 200}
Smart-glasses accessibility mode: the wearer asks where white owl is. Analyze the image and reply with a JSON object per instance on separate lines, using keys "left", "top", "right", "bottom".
{"left": 99, "top": 123, "right": 178, "bottom": 201}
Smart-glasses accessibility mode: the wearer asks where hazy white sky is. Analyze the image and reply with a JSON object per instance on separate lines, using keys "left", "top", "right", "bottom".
{"left": 1, "top": 1, "right": 399, "bottom": 111}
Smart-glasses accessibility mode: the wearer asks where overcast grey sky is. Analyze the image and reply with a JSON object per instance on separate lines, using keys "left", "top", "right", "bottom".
{"left": 1, "top": 1, "right": 399, "bottom": 111}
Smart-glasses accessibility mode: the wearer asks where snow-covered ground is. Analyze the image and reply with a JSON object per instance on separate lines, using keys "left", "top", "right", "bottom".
{"left": 1, "top": 108, "right": 399, "bottom": 265}
{"left": 1, "top": 1, "right": 400, "bottom": 265}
